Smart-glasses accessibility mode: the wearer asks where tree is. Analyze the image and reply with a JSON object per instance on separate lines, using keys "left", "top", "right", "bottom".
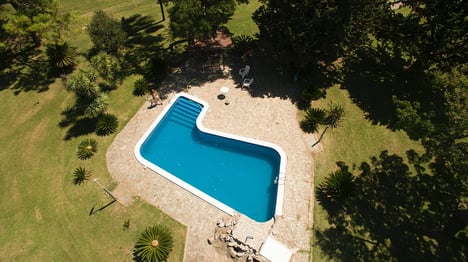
{"left": 312, "top": 104, "right": 345, "bottom": 147}
{"left": 253, "top": 0, "right": 392, "bottom": 71}
{"left": 46, "top": 41, "right": 77, "bottom": 75}
{"left": 376, "top": 0, "right": 467, "bottom": 71}
{"left": 301, "top": 107, "right": 326, "bottom": 133}
{"left": 76, "top": 138, "right": 98, "bottom": 160}
{"left": 90, "top": 52, "right": 122, "bottom": 89}
{"left": 317, "top": 162, "right": 355, "bottom": 204}
{"left": 0, "top": 0, "right": 75, "bottom": 70}
{"left": 95, "top": 113, "right": 118, "bottom": 136}
{"left": 168, "top": 0, "right": 237, "bottom": 46}
{"left": 87, "top": 10, "right": 126, "bottom": 54}
{"left": 72, "top": 166, "right": 91, "bottom": 186}
{"left": 66, "top": 70, "right": 109, "bottom": 118}
{"left": 134, "top": 225, "right": 174, "bottom": 262}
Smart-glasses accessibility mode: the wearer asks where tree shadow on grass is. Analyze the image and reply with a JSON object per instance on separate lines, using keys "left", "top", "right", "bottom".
{"left": 59, "top": 107, "right": 97, "bottom": 140}
{"left": 338, "top": 46, "right": 408, "bottom": 128}
{"left": 0, "top": 47, "right": 55, "bottom": 94}
{"left": 315, "top": 151, "right": 466, "bottom": 260}
{"left": 121, "top": 14, "right": 165, "bottom": 76}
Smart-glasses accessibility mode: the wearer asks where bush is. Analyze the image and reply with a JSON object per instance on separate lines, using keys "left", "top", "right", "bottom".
{"left": 231, "top": 34, "right": 256, "bottom": 56}
{"left": 72, "top": 167, "right": 91, "bottom": 186}
{"left": 301, "top": 108, "right": 327, "bottom": 133}
{"left": 87, "top": 10, "right": 126, "bottom": 54}
{"left": 317, "top": 165, "right": 355, "bottom": 203}
{"left": 134, "top": 225, "right": 174, "bottom": 262}
{"left": 46, "top": 42, "right": 77, "bottom": 75}
{"left": 133, "top": 78, "right": 149, "bottom": 97}
{"left": 95, "top": 113, "right": 118, "bottom": 136}
{"left": 77, "top": 138, "right": 98, "bottom": 160}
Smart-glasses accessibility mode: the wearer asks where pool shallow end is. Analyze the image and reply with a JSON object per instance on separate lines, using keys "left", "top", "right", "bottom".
{"left": 134, "top": 92, "right": 287, "bottom": 222}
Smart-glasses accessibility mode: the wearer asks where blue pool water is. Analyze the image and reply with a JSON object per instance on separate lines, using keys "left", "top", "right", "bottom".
{"left": 137, "top": 95, "right": 283, "bottom": 222}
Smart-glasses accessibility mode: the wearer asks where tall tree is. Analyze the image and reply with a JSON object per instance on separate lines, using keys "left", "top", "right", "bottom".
{"left": 253, "top": 0, "right": 392, "bottom": 71}
{"left": 376, "top": 0, "right": 467, "bottom": 71}
{"left": 168, "top": 0, "right": 237, "bottom": 47}
{"left": 87, "top": 10, "right": 126, "bottom": 54}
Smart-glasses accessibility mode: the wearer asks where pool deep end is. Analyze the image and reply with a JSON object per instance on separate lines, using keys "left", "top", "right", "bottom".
{"left": 134, "top": 93, "right": 286, "bottom": 222}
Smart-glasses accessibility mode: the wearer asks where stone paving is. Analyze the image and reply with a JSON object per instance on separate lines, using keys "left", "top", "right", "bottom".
{"left": 107, "top": 74, "right": 317, "bottom": 261}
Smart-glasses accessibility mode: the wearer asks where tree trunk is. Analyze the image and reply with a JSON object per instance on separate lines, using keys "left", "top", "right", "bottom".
{"left": 158, "top": 0, "right": 165, "bottom": 21}
{"left": 312, "top": 125, "right": 329, "bottom": 147}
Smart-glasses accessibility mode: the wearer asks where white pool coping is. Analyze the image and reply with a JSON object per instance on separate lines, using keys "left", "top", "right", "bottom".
{"left": 134, "top": 92, "right": 287, "bottom": 221}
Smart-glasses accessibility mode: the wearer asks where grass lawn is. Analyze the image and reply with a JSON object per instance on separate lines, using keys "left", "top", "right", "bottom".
{"left": 0, "top": 1, "right": 186, "bottom": 261}
{"left": 226, "top": 0, "right": 262, "bottom": 36}
{"left": 0, "top": 0, "right": 263, "bottom": 260}
{"left": 309, "top": 85, "right": 424, "bottom": 261}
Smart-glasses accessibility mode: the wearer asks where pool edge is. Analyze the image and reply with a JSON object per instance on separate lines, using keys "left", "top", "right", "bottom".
{"left": 134, "top": 92, "right": 287, "bottom": 222}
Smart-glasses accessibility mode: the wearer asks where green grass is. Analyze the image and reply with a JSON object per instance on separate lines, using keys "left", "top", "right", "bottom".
{"left": 310, "top": 85, "right": 423, "bottom": 261}
{"left": 226, "top": 0, "right": 261, "bottom": 36}
{"left": 0, "top": 76, "right": 186, "bottom": 261}
{"left": 0, "top": 1, "right": 187, "bottom": 260}
{"left": 0, "top": 0, "right": 264, "bottom": 260}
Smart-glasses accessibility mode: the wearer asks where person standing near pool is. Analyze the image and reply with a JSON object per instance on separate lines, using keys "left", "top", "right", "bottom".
{"left": 150, "top": 89, "right": 162, "bottom": 107}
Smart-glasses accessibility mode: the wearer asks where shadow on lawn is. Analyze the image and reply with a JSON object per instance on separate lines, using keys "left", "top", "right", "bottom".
{"left": 338, "top": 46, "right": 429, "bottom": 129}
{"left": 59, "top": 106, "right": 97, "bottom": 140}
{"left": 315, "top": 151, "right": 466, "bottom": 260}
{"left": 0, "top": 47, "right": 54, "bottom": 94}
{"left": 121, "top": 14, "right": 166, "bottom": 77}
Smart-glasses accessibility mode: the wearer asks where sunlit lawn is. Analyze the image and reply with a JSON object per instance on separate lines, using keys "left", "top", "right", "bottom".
{"left": 309, "top": 85, "right": 423, "bottom": 261}
{"left": 0, "top": 1, "right": 183, "bottom": 261}
{"left": 0, "top": 0, "right": 265, "bottom": 260}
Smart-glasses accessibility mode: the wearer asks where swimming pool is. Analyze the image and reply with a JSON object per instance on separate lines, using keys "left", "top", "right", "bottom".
{"left": 134, "top": 93, "right": 286, "bottom": 222}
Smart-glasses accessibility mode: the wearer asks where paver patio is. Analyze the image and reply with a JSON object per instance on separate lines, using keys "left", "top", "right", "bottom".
{"left": 107, "top": 73, "right": 316, "bottom": 261}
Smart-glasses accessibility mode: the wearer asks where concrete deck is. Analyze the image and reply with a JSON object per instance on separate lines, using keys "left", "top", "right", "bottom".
{"left": 107, "top": 75, "right": 316, "bottom": 261}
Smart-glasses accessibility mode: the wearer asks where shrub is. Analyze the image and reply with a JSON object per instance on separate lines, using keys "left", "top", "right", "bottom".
{"left": 133, "top": 78, "right": 149, "bottom": 97}
{"left": 95, "top": 113, "right": 118, "bottom": 136}
{"left": 87, "top": 10, "right": 126, "bottom": 54}
{"left": 77, "top": 138, "right": 98, "bottom": 160}
{"left": 46, "top": 42, "right": 77, "bottom": 75}
{"left": 134, "top": 225, "right": 174, "bottom": 262}
{"left": 231, "top": 34, "right": 255, "bottom": 56}
{"left": 301, "top": 108, "right": 327, "bottom": 133}
{"left": 72, "top": 167, "right": 91, "bottom": 186}
{"left": 317, "top": 166, "right": 355, "bottom": 203}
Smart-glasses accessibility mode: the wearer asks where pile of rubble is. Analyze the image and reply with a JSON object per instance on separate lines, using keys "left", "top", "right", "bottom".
{"left": 207, "top": 215, "right": 268, "bottom": 262}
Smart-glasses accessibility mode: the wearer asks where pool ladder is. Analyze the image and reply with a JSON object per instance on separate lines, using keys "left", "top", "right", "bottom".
{"left": 274, "top": 174, "right": 286, "bottom": 185}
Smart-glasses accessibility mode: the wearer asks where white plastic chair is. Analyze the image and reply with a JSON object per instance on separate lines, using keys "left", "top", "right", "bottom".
{"left": 242, "top": 78, "right": 254, "bottom": 89}
{"left": 239, "top": 65, "right": 250, "bottom": 79}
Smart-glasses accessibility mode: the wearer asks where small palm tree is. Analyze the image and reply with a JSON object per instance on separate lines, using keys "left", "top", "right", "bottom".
{"left": 133, "top": 78, "right": 149, "bottom": 97}
{"left": 77, "top": 138, "right": 98, "bottom": 160}
{"left": 46, "top": 41, "right": 77, "bottom": 75}
{"left": 72, "top": 167, "right": 91, "bottom": 186}
{"left": 301, "top": 107, "right": 327, "bottom": 133}
{"left": 134, "top": 225, "right": 174, "bottom": 262}
{"left": 312, "top": 103, "right": 345, "bottom": 147}
{"left": 318, "top": 168, "right": 355, "bottom": 203}
{"left": 96, "top": 113, "right": 118, "bottom": 136}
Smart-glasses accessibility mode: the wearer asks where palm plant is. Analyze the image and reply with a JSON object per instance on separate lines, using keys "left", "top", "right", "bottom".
{"left": 133, "top": 78, "right": 149, "bottom": 97}
{"left": 312, "top": 103, "right": 345, "bottom": 147}
{"left": 82, "top": 93, "right": 109, "bottom": 118}
{"left": 77, "top": 138, "right": 98, "bottom": 160}
{"left": 72, "top": 167, "right": 91, "bottom": 186}
{"left": 96, "top": 113, "right": 118, "bottom": 136}
{"left": 134, "top": 225, "right": 174, "bottom": 262}
{"left": 90, "top": 51, "right": 121, "bottom": 90}
{"left": 318, "top": 167, "right": 355, "bottom": 203}
{"left": 46, "top": 41, "right": 77, "bottom": 75}
{"left": 301, "top": 107, "right": 327, "bottom": 133}
{"left": 231, "top": 34, "right": 255, "bottom": 56}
